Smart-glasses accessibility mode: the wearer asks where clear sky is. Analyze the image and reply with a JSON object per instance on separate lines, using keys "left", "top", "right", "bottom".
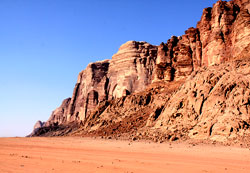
{"left": 0, "top": 0, "right": 220, "bottom": 137}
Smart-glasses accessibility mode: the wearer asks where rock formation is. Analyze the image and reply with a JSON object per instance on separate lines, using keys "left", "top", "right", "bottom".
{"left": 107, "top": 41, "right": 157, "bottom": 99}
{"left": 46, "top": 41, "right": 158, "bottom": 125}
{"left": 45, "top": 98, "right": 71, "bottom": 125}
{"left": 153, "top": 59, "right": 250, "bottom": 142}
{"left": 33, "top": 0, "right": 250, "bottom": 144}
{"left": 27, "top": 120, "right": 45, "bottom": 136}
{"left": 154, "top": 0, "right": 250, "bottom": 81}
{"left": 65, "top": 60, "right": 110, "bottom": 123}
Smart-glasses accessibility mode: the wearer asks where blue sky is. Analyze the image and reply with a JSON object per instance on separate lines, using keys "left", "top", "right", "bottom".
{"left": 0, "top": 0, "right": 220, "bottom": 137}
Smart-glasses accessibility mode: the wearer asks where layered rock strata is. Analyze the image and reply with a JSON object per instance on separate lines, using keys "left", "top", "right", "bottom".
{"left": 46, "top": 41, "right": 158, "bottom": 125}
{"left": 107, "top": 41, "right": 157, "bottom": 99}
{"left": 36, "top": 0, "right": 250, "bottom": 141}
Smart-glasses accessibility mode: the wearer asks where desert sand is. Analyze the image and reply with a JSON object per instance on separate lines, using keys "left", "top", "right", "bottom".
{"left": 0, "top": 137, "right": 250, "bottom": 173}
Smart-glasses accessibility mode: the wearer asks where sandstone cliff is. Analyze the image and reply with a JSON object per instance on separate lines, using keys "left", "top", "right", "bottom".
{"left": 33, "top": 0, "right": 250, "bottom": 144}
{"left": 154, "top": 0, "right": 250, "bottom": 81}
{"left": 45, "top": 41, "right": 158, "bottom": 126}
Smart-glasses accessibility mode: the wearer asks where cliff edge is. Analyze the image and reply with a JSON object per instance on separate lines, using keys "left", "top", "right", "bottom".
{"left": 32, "top": 0, "right": 250, "bottom": 145}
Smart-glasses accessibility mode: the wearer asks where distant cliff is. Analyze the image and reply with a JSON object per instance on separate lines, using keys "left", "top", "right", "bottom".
{"left": 32, "top": 0, "right": 250, "bottom": 144}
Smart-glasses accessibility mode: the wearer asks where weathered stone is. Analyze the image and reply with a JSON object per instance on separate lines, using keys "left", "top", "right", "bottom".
{"left": 66, "top": 60, "right": 110, "bottom": 122}
{"left": 34, "top": 0, "right": 250, "bottom": 144}
{"left": 45, "top": 98, "right": 71, "bottom": 126}
{"left": 45, "top": 41, "right": 158, "bottom": 125}
{"left": 107, "top": 41, "right": 157, "bottom": 99}
{"left": 154, "top": 59, "right": 250, "bottom": 141}
{"left": 153, "top": 0, "right": 250, "bottom": 81}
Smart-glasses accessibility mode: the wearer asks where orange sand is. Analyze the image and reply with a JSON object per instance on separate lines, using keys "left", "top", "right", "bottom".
{"left": 0, "top": 137, "right": 250, "bottom": 173}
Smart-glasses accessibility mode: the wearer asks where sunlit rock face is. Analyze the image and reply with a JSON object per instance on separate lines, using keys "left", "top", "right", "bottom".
{"left": 153, "top": 28, "right": 202, "bottom": 82}
{"left": 43, "top": 0, "right": 250, "bottom": 127}
{"left": 154, "top": 0, "right": 250, "bottom": 81}
{"left": 107, "top": 41, "right": 157, "bottom": 99}
{"left": 154, "top": 59, "right": 250, "bottom": 142}
{"left": 197, "top": 0, "right": 250, "bottom": 66}
{"left": 46, "top": 41, "right": 158, "bottom": 124}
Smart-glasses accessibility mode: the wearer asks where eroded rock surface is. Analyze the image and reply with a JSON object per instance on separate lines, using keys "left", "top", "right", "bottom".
{"left": 33, "top": 0, "right": 250, "bottom": 145}
{"left": 107, "top": 41, "right": 157, "bottom": 99}
{"left": 154, "top": 0, "right": 250, "bottom": 81}
{"left": 66, "top": 60, "right": 110, "bottom": 122}
{"left": 46, "top": 98, "right": 71, "bottom": 125}
{"left": 153, "top": 59, "right": 250, "bottom": 142}
{"left": 44, "top": 41, "right": 158, "bottom": 125}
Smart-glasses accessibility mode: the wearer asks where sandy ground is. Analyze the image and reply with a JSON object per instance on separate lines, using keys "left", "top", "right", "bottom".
{"left": 0, "top": 137, "right": 250, "bottom": 173}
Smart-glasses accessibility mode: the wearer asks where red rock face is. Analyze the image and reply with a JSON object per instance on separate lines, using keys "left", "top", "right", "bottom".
{"left": 199, "top": 0, "right": 250, "bottom": 64}
{"left": 43, "top": 0, "right": 250, "bottom": 127}
{"left": 154, "top": 0, "right": 250, "bottom": 81}
{"left": 206, "top": 0, "right": 250, "bottom": 60}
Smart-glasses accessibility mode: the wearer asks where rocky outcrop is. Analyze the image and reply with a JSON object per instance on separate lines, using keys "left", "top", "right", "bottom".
{"left": 45, "top": 98, "right": 71, "bottom": 125}
{"left": 107, "top": 41, "right": 157, "bottom": 99}
{"left": 33, "top": 59, "right": 250, "bottom": 144}
{"left": 66, "top": 60, "right": 110, "bottom": 123}
{"left": 33, "top": 0, "right": 250, "bottom": 144}
{"left": 153, "top": 59, "right": 250, "bottom": 142}
{"left": 34, "top": 121, "right": 45, "bottom": 130}
{"left": 154, "top": 0, "right": 250, "bottom": 81}
{"left": 234, "top": 0, "right": 250, "bottom": 10}
{"left": 27, "top": 120, "right": 45, "bottom": 136}
{"left": 45, "top": 41, "right": 158, "bottom": 125}
{"left": 32, "top": 80, "right": 184, "bottom": 139}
